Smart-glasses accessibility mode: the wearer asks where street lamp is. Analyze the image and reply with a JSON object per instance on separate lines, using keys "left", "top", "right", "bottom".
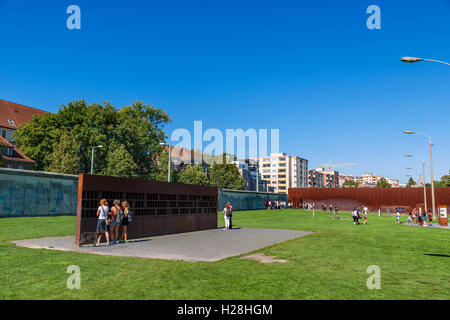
{"left": 401, "top": 57, "right": 450, "bottom": 66}
{"left": 91, "top": 145, "right": 103, "bottom": 175}
{"left": 403, "top": 131, "right": 436, "bottom": 220}
{"left": 160, "top": 142, "right": 172, "bottom": 182}
{"left": 405, "top": 154, "right": 428, "bottom": 215}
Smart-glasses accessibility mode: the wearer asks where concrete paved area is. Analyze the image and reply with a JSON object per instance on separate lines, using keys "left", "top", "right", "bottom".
{"left": 401, "top": 222, "right": 450, "bottom": 230}
{"left": 11, "top": 228, "right": 312, "bottom": 262}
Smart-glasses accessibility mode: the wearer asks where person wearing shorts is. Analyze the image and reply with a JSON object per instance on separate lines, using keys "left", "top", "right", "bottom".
{"left": 428, "top": 210, "right": 433, "bottom": 226}
{"left": 96, "top": 199, "right": 110, "bottom": 246}
{"left": 120, "top": 201, "right": 131, "bottom": 243}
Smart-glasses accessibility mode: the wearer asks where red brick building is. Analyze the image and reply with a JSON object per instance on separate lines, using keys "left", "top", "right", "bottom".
{"left": 0, "top": 136, "right": 35, "bottom": 170}
{"left": 0, "top": 99, "right": 49, "bottom": 169}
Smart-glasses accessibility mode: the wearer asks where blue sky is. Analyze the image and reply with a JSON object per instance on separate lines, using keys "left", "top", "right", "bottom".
{"left": 0, "top": 0, "right": 449, "bottom": 183}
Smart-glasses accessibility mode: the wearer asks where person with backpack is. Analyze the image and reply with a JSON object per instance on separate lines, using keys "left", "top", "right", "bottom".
{"left": 120, "top": 201, "right": 132, "bottom": 243}
{"left": 110, "top": 199, "right": 124, "bottom": 244}
{"left": 96, "top": 198, "right": 111, "bottom": 246}
{"left": 223, "top": 203, "right": 232, "bottom": 230}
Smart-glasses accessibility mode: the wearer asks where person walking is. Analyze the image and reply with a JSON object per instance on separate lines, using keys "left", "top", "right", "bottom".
{"left": 352, "top": 208, "right": 359, "bottom": 225}
{"left": 119, "top": 201, "right": 131, "bottom": 243}
{"left": 333, "top": 205, "right": 339, "bottom": 220}
{"left": 396, "top": 209, "right": 400, "bottom": 224}
{"left": 109, "top": 199, "right": 123, "bottom": 244}
{"left": 96, "top": 199, "right": 110, "bottom": 246}
{"left": 363, "top": 206, "right": 369, "bottom": 225}
{"left": 223, "top": 203, "right": 232, "bottom": 230}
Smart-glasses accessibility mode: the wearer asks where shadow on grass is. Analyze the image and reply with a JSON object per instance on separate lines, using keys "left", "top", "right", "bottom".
{"left": 424, "top": 253, "right": 450, "bottom": 258}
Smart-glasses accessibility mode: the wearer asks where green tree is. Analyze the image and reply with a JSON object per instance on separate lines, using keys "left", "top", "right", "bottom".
{"left": 14, "top": 100, "right": 170, "bottom": 177}
{"left": 343, "top": 180, "right": 360, "bottom": 188}
{"left": 209, "top": 162, "right": 244, "bottom": 190}
{"left": 440, "top": 171, "right": 450, "bottom": 187}
{"left": 177, "top": 165, "right": 209, "bottom": 186}
{"left": 46, "top": 132, "right": 80, "bottom": 174}
{"left": 405, "top": 177, "right": 416, "bottom": 188}
{"left": 150, "top": 149, "right": 175, "bottom": 182}
{"left": 377, "top": 177, "right": 392, "bottom": 188}
{"left": 102, "top": 143, "right": 136, "bottom": 177}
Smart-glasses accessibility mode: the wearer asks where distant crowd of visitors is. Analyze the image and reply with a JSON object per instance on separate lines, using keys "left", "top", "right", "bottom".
{"left": 264, "top": 200, "right": 293, "bottom": 210}
{"left": 406, "top": 207, "right": 433, "bottom": 226}
{"left": 96, "top": 198, "right": 132, "bottom": 246}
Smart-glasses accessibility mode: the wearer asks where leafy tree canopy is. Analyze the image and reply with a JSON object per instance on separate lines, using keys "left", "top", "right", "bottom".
{"left": 14, "top": 100, "right": 171, "bottom": 177}
{"left": 377, "top": 177, "right": 392, "bottom": 188}
{"left": 405, "top": 177, "right": 416, "bottom": 188}
{"left": 343, "top": 180, "right": 359, "bottom": 188}
{"left": 209, "top": 161, "right": 244, "bottom": 190}
{"left": 177, "top": 165, "right": 209, "bottom": 186}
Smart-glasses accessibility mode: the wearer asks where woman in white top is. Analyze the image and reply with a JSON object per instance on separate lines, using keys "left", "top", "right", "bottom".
{"left": 96, "top": 198, "right": 110, "bottom": 246}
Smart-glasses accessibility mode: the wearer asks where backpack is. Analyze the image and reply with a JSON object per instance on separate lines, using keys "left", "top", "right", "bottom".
{"left": 115, "top": 205, "right": 124, "bottom": 225}
{"left": 225, "top": 208, "right": 232, "bottom": 217}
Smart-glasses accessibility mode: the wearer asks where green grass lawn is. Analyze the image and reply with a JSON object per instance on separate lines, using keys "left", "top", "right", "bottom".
{"left": 0, "top": 209, "right": 448, "bottom": 300}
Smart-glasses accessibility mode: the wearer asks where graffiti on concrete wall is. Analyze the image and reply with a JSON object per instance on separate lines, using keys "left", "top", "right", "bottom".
{"left": 0, "top": 170, "right": 78, "bottom": 217}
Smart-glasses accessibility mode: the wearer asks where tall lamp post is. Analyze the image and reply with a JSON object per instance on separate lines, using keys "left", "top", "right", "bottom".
{"left": 160, "top": 142, "right": 172, "bottom": 182}
{"left": 405, "top": 154, "right": 428, "bottom": 215}
{"left": 403, "top": 131, "right": 436, "bottom": 220}
{"left": 401, "top": 56, "right": 448, "bottom": 219}
{"left": 91, "top": 145, "right": 103, "bottom": 175}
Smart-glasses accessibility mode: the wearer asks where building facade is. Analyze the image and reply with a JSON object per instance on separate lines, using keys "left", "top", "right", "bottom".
{"left": 251, "top": 153, "right": 308, "bottom": 194}
{"left": 0, "top": 99, "right": 48, "bottom": 170}
{"left": 316, "top": 167, "right": 340, "bottom": 188}
{"left": 340, "top": 173, "right": 400, "bottom": 188}
{"left": 233, "top": 159, "right": 268, "bottom": 192}
{"left": 0, "top": 99, "right": 48, "bottom": 143}
{"left": 0, "top": 136, "right": 35, "bottom": 170}
{"left": 308, "top": 170, "right": 324, "bottom": 188}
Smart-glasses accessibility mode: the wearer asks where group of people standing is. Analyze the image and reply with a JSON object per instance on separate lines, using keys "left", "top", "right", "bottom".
{"left": 264, "top": 200, "right": 292, "bottom": 210}
{"left": 96, "top": 198, "right": 132, "bottom": 246}
{"left": 406, "top": 208, "right": 433, "bottom": 226}
{"left": 352, "top": 206, "right": 369, "bottom": 225}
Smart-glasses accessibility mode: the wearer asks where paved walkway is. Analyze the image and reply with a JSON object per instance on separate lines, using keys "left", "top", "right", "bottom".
{"left": 11, "top": 228, "right": 312, "bottom": 262}
{"left": 401, "top": 222, "right": 450, "bottom": 230}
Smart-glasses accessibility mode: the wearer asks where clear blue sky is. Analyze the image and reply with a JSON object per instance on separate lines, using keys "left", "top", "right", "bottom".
{"left": 0, "top": 0, "right": 449, "bottom": 183}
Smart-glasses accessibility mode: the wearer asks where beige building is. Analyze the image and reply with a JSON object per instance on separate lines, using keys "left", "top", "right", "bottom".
{"left": 340, "top": 173, "right": 400, "bottom": 188}
{"left": 251, "top": 153, "right": 308, "bottom": 194}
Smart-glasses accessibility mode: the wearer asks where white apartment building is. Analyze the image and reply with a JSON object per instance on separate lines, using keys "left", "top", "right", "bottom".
{"left": 251, "top": 153, "right": 308, "bottom": 194}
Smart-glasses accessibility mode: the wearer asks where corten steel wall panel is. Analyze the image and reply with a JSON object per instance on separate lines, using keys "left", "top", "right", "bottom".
{"left": 288, "top": 187, "right": 450, "bottom": 212}
{"left": 76, "top": 174, "right": 218, "bottom": 245}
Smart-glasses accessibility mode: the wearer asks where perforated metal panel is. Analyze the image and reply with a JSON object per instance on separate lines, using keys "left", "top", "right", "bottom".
{"left": 76, "top": 174, "right": 218, "bottom": 244}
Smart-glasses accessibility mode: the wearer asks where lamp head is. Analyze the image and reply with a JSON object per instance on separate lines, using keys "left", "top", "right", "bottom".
{"left": 403, "top": 130, "right": 415, "bottom": 134}
{"left": 401, "top": 57, "right": 424, "bottom": 63}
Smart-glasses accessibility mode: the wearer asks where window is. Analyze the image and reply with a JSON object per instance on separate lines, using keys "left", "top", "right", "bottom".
{"left": 279, "top": 163, "right": 286, "bottom": 167}
{"left": 6, "top": 147, "right": 13, "bottom": 157}
{"left": 0, "top": 130, "right": 5, "bottom": 138}
{"left": 8, "top": 119, "right": 15, "bottom": 126}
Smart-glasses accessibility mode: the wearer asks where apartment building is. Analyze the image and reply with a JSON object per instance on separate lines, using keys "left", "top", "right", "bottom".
{"left": 316, "top": 167, "right": 340, "bottom": 188}
{"left": 251, "top": 153, "right": 308, "bottom": 194}
{"left": 340, "top": 173, "right": 400, "bottom": 188}
{"left": 233, "top": 159, "right": 268, "bottom": 192}
{"left": 308, "top": 170, "right": 324, "bottom": 188}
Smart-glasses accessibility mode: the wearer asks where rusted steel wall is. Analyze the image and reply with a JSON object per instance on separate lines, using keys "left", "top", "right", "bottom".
{"left": 288, "top": 187, "right": 450, "bottom": 213}
{"left": 76, "top": 174, "right": 218, "bottom": 245}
